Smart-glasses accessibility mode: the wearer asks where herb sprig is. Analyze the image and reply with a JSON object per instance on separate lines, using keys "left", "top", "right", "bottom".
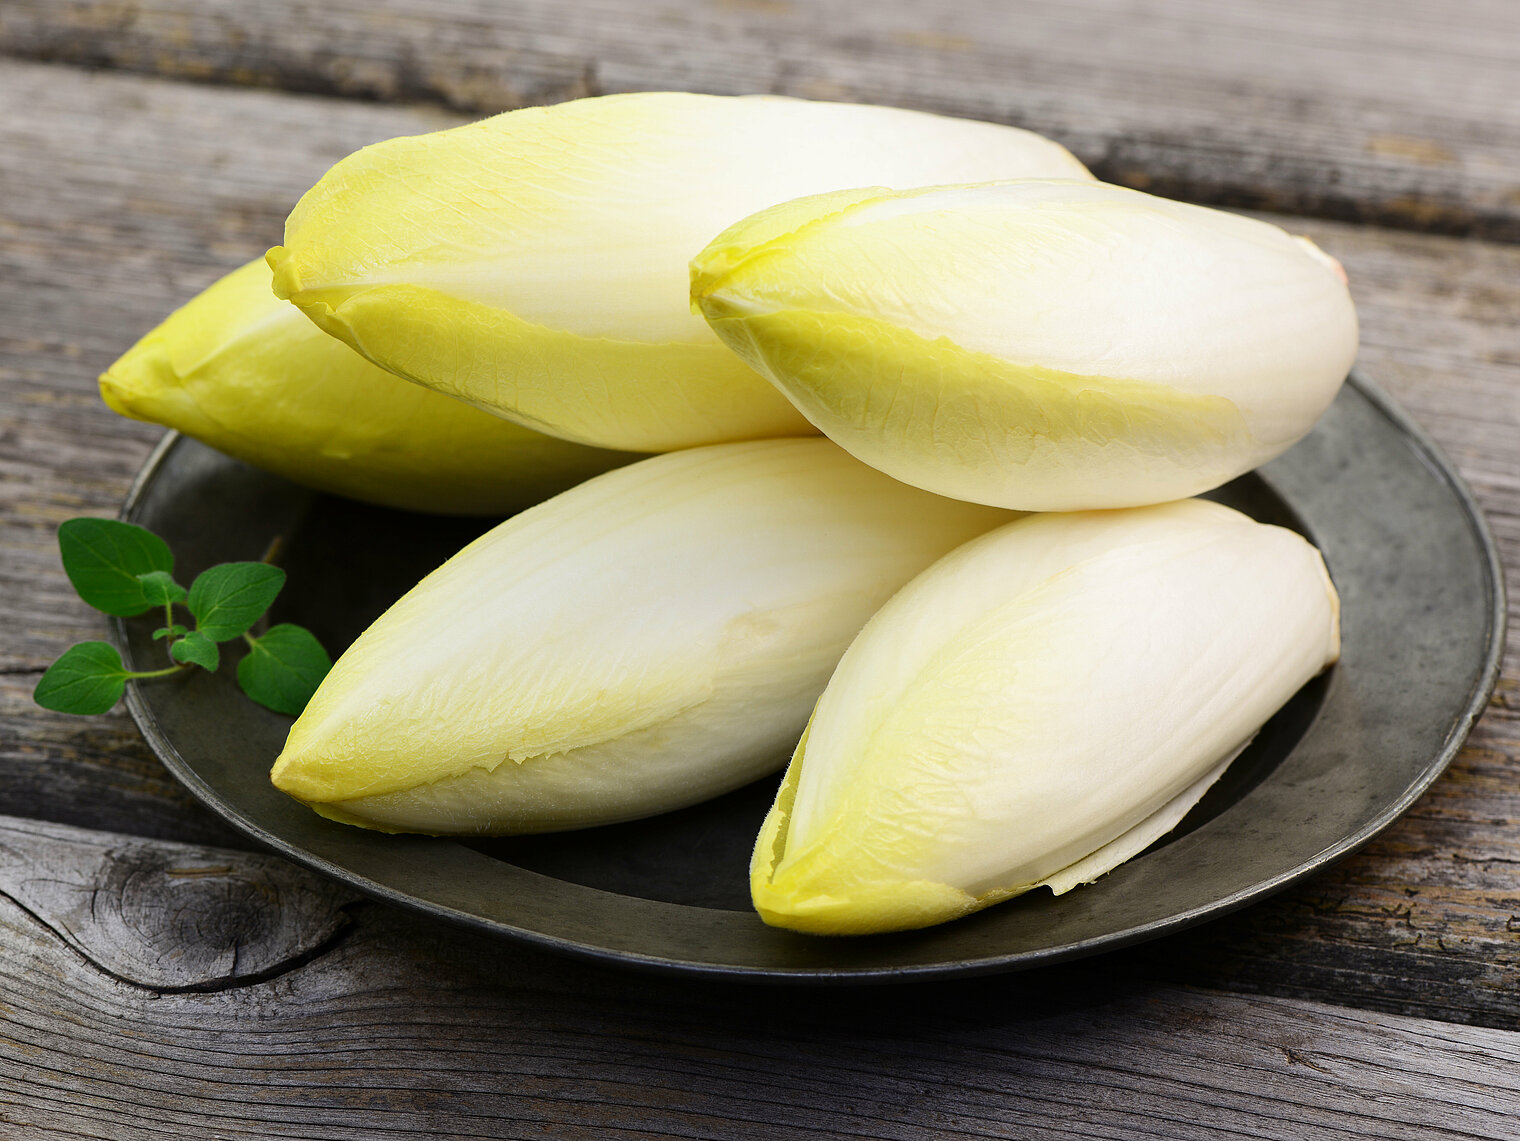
{"left": 34, "top": 518, "right": 331, "bottom": 717}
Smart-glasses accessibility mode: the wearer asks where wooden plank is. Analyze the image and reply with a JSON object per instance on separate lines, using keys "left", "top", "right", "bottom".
{"left": 1, "top": 58, "right": 1518, "bottom": 1025}
{"left": 0, "top": 813, "right": 1516, "bottom": 1140}
{"left": 2, "top": 0, "right": 1520, "bottom": 239}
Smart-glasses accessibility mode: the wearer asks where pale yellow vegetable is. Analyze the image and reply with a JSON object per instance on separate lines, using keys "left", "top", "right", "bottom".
{"left": 270, "top": 439, "right": 1014, "bottom": 834}
{"left": 693, "top": 179, "right": 1358, "bottom": 511}
{"left": 752, "top": 499, "right": 1341, "bottom": 935}
{"left": 267, "top": 92, "right": 1092, "bottom": 452}
{"left": 100, "top": 260, "right": 636, "bottom": 514}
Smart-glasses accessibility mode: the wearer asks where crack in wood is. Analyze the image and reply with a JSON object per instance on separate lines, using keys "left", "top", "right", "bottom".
{"left": 1451, "top": 853, "right": 1520, "bottom": 868}
{"left": 1280, "top": 1046, "right": 1336, "bottom": 1075}
{"left": 163, "top": 865, "right": 236, "bottom": 877}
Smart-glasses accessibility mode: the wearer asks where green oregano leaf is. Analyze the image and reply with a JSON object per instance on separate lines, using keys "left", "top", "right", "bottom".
{"left": 170, "top": 631, "right": 220, "bottom": 672}
{"left": 58, "top": 518, "right": 174, "bottom": 617}
{"left": 188, "top": 563, "right": 286, "bottom": 641}
{"left": 137, "top": 570, "right": 187, "bottom": 607}
{"left": 34, "top": 642, "right": 131, "bottom": 715}
{"left": 238, "top": 624, "right": 331, "bottom": 716}
{"left": 153, "top": 624, "right": 189, "bottom": 641}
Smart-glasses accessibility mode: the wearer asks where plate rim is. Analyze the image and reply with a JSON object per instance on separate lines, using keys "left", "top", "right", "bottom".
{"left": 114, "top": 369, "right": 1508, "bottom": 983}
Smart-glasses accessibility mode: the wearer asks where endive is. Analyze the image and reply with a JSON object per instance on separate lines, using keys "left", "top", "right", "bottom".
{"left": 270, "top": 439, "right": 1012, "bottom": 834}
{"left": 267, "top": 92, "right": 1092, "bottom": 452}
{"left": 693, "top": 179, "right": 1359, "bottom": 510}
{"left": 100, "top": 259, "right": 636, "bottom": 514}
{"left": 752, "top": 499, "right": 1340, "bottom": 935}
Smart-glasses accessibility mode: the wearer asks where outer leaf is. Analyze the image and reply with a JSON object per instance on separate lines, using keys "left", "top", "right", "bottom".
{"left": 693, "top": 179, "right": 1359, "bottom": 510}
{"left": 750, "top": 500, "right": 1342, "bottom": 935}
{"left": 153, "top": 624, "right": 189, "bottom": 641}
{"left": 33, "top": 642, "right": 130, "bottom": 715}
{"left": 58, "top": 518, "right": 173, "bottom": 616}
{"left": 269, "top": 92, "right": 1093, "bottom": 452}
{"left": 137, "top": 570, "right": 187, "bottom": 607}
{"left": 98, "top": 258, "right": 639, "bottom": 515}
{"left": 188, "top": 563, "right": 286, "bottom": 641}
{"left": 170, "top": 631, "right": 220, "bottom": 672}
{"left": 269, "top": 440, "right": 1014, "bottom": 835}
{"left": 238, "top": 625, "right": 331, "bottom": 716}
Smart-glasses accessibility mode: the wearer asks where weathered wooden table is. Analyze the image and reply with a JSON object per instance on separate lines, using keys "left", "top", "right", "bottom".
{"left": 3, "top": 2, "right": 1518, "bottom": 1136}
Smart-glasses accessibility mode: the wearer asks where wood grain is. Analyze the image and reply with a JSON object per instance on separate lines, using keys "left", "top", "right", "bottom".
{"left": 0, "top": 813, "right": 354, "bottom": 990}
{"left": 0, "top": 813, "right": 1516, "bottom": 1139}
{"left": 0, "top": 677, "right": 243, "bottom": 847}
{"left": 2, "top": 0, "right": 1519, "bottom": 239}
{"left": 1, "top": 58, "right": 1518, "bottom": 1033}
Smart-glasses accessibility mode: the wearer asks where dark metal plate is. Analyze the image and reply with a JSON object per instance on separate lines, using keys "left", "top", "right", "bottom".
{"left": 114, "top": 371, "right": 1505, "bottom": 981}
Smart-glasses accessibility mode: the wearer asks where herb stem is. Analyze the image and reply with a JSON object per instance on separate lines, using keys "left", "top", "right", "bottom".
{"left": 125, "top": 664, "right": 187, "bottom": 680}
{"left": 260, "top": 534, "right": 286, "bottom": 566}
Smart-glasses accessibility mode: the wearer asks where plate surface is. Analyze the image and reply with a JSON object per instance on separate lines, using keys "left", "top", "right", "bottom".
{"left": 114, "top": 372, "right": 1504, "bottom": 982}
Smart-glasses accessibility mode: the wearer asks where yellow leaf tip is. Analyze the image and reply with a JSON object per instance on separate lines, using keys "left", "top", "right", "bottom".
{"left": 265, "top": 245, "right": 297, "bottom": 301}
{"left": 97, "top": 370, "right": 139, "bottom": 419}
{"left": 751, "top": 871, "right": 980, "bottom": 936}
